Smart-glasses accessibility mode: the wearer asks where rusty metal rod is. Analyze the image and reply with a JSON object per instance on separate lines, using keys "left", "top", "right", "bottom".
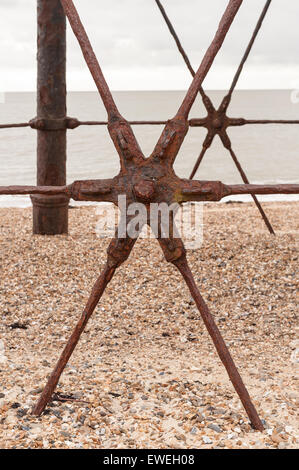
{"left": 0, "top": 123, "right": 30, "bottom": 129}
{"left": 60, "top": 0, "right": 120, "bottom": 119}
{"left": 60, "top": 0, "right": 146, "bottom": 169}
{"left": 1, "top": 182, "right": 298, "bottom": 201}
{"left": 224, "top": 0, "right": 272, "bottom": 109}
{"left": 228, "top": 147, "right": 275, "bottom": 234}
{"left": 173, "top": 255, "right": 264, "bottom": 431}
{"left": 154, "top": 0, "right": 206, "bottom": 100}
{"left": 154, "top": 0, "right": 195, "bottom": 78}
{"left": 150, "top": 0, "right": 243, "bottom": 166}
{"left": 76, "top": 120, "right": 168, "bottom": 126}
{"left": 2, "top": 117, "right": 298, "bottom": 131}
{"left": 177, "top": 0, "right": 243, "bottom": 119}
{"left": 189, "top": 118, "right": 299, "bottom": 127}
{"left": 227, "top": 183, "right": 299, "bottom": 196}
{"left": 189, "top": 145, "right": 209, "bottom": 180}
{"left": 241, "top": 119, "right": 299, "bottom": 125}
{"left": 32, "top": 0, "right": 69, "bottom": 235}
{"left": 0, "top": 120, "right": 166, "bottom": 129}
{"left": 32, "top": 232, "right": 138, "bottom": 416}
{"left": 0, "top": 185, "right": 69, "bottom": 196}
{"left": 32, "top": 263, "right": 116, "bottom": 415}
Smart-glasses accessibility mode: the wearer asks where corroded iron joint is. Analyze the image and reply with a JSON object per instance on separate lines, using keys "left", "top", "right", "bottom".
{"left": 133, "top": 180, "right": 156, "bottom": 202}
{"left": 68, "top": 179, "right": 114, "bottom": 202}
{"left": 189, "top": 118, "right": 206, "bottom": 127}
{"left": 107, "top": 236, "right": 136, "bottom": 269}
{"left": 158, "top": 237, "right": 186, "bottom": 263}
{"left": 178, "top": 180, "right": 227, "bottom": 202}
{"left": 108, "top": 116, "right": 145, "bottom": 167}
{"left": 66, "top": 117, "right": 81, "bottom": 129}
{"left": 150, "top": 116, "right": 189, "bottom": 164}
{"left": 30, "top": 117, "right": 79, "bottom": 131}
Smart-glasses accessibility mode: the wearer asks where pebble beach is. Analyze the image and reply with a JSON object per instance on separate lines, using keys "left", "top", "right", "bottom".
{"left": 0, "top": 201, "right": 298, "bottom": 449}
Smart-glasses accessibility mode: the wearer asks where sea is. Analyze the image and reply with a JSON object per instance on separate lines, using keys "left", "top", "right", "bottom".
{"left": 0, "top": 90, "right": 298, "bottom": 207}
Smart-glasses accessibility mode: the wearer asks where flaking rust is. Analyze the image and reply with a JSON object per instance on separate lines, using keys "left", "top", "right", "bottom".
{"left": 0, "top": 0, "right": 298, "bottom": 433}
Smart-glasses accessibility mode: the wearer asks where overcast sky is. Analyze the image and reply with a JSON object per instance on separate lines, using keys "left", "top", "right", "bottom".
{"left": 1, "top": 0, "right": 298, "bottom": 91}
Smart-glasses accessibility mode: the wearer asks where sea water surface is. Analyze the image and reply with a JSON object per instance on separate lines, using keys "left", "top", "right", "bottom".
{"left": 0, "top": 90, "right": 298, "bottom": 206}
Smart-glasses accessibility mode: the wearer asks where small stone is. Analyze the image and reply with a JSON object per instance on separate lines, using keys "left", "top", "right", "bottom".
{"left": 192, "top": 413, "right": 204, "bottom": 423}
{"left": 208, "top": 424, "right": 223, "bottom": 433}
{"left": 202, "top": 436, "right": 212, "bottom": 444}
{"left": 21, "top": 425, "right": 30, "bottom": 431}
{"left": 190, "top": 426, "right": 198, "bottom": 435}
{"left": 16, "top": 408, "right": 27, "bottom": 418}
{"left": 109, "top": 391, "right": 121, "bottom": 397}
{"left": 290, "top": 339, "right": 299, "bottom": 350}
{"left": 30, "top": 388, "right": 43, "bottom": 395}
{"left": 11, "top": 402, "right": 21, "bottom": 409}
{"left": 42, "top": 360, "right": 50, "bottom": 367}
{"left": 271, "top": 432, "right": 283, "bottom": 444}
{"left": 213, "top": 408, "right": 226, "bottom": 416}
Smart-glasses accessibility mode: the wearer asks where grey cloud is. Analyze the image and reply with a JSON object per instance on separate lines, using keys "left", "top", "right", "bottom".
{"left": 0, "top": 0, "right": 298, "bottom": 87}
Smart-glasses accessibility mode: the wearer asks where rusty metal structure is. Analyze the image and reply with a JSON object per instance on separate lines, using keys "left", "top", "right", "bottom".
{"left": 30, "top": 0, "right": 69, "bottom": 235}
{"left": 0, "top": 0, "right": 299, "bottom": 431}
{"left": 155, "top": 0, "right": 299, "bottom": 235}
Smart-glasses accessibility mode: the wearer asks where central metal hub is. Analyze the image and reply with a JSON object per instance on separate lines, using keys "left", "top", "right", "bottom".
{"left": 212, "top": 116, "right": 223, "bottom": 129}
{"left": 133, "top": 179, "right": 156, "bottom": 202}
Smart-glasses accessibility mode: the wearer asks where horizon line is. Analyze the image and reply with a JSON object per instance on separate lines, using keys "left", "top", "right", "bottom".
{"left": 3, "top": 88, "right": 295, "bottom": 93}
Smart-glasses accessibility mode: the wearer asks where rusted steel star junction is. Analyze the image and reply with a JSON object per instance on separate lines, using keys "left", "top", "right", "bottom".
{"left": 0, "top": 0, "right": 298, "bottom": 430}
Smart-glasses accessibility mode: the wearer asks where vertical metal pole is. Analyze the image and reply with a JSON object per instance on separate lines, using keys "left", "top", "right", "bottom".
{"left": 31, "top": 0, "right": 68, "bottom": 234}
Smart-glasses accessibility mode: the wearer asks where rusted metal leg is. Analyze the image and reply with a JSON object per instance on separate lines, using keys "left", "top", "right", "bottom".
{"left": 31, "top": 264, "right": 115, "bottom": 416}
{"left": 189, "top": 147, "right": 207, "bottom": 179}
{"left": 189, "top": 132, "right": 214, "bottom": 179}
{"left": 31, "top": 0, "right": 69, "bottom": 235}
{"left": 222, "top": 0, "right": 272, "bottom": 109}
{"left": 173, "top": 257, "right": 264, "bottom": 430}
{"left": 158, "top": 234, "right": 264, "bottom": 431}
{"left": 155, "top": 0, "right": 195, "bottom": 79}
{"left": 176, "top": 0, "right": 243, "bottom": 120}
{"left": 227, "top": 146, "right": 275, "bottom": 235}
{"left": 32, "top": 234, "right": 136, "bottom": 416}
